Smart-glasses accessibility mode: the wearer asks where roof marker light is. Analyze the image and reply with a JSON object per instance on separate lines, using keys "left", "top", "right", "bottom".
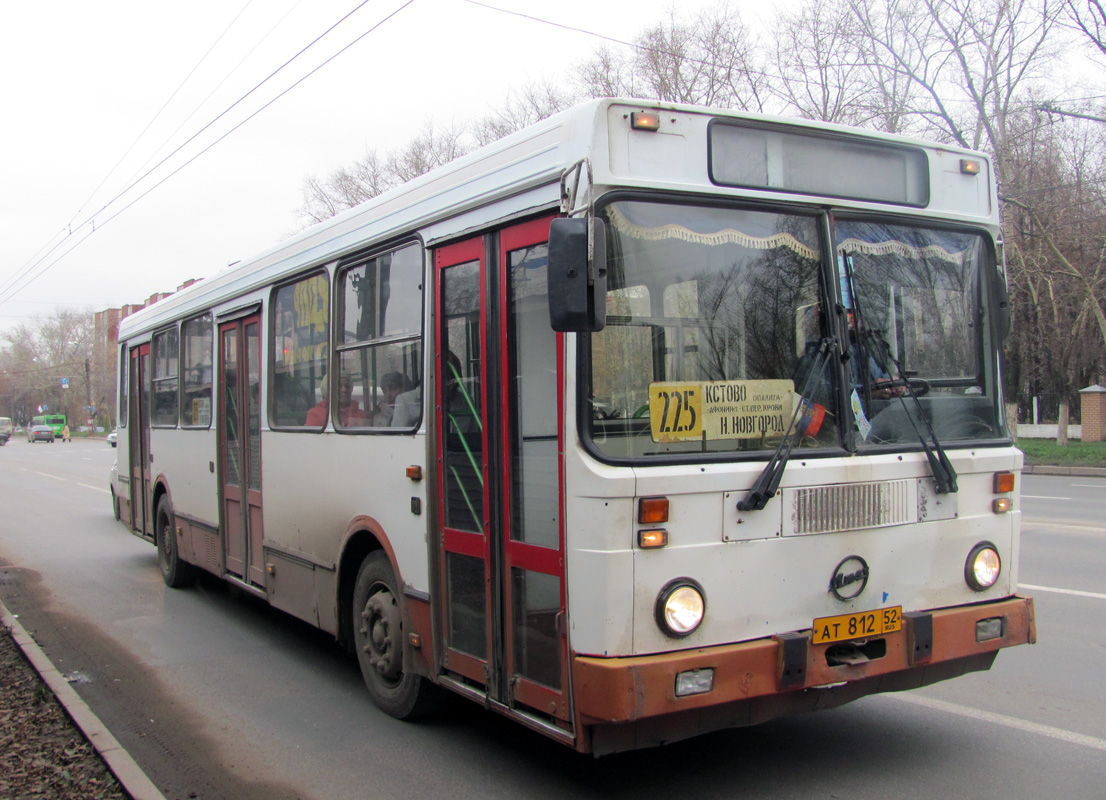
{"left": 630, "top": 111, "right": 661, "bottom": 131}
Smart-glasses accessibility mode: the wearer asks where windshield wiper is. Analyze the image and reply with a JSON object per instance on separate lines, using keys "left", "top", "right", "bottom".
{"left": 738, "top": 336, "right": 837, "bottom": 512}
{"left": 861, "top": 329, "right": 958, "bottom": 494}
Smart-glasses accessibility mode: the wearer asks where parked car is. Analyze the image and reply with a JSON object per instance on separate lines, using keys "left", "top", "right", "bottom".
{"left": 28, "top": 424, "right": 55, "bottom": 443}
{"left": 0, "top": 416, "right": 13, "bottom": 446}
{"left": 106, "top": 430, "right": 117, "bottom": 447}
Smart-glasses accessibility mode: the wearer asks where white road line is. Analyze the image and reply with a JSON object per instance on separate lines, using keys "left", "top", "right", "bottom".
{"left": 1022, "top": 519, "right": 1105, "bottom": 535}
{"left": 1071, "top": 484, "right": 1105, "bottom": 488}
{"left": 1021, "top": 494, "right": 1070, "bottom": 500}
{"left": 34, "top": 471, "right": 65, "bottom": 481}
{"left": 889, "top": 693, "right": 1106, "bottom": 752}
{"left": 79, "top": 483, "right": 110, "bottom": 494}
{"left": 1020, "top": 583, "right": 1106, "bottom": 601}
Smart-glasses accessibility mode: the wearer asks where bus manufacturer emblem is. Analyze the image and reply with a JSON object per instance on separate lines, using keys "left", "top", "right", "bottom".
{"left": 829, "top": 555, "right": 869, "bottom": 601}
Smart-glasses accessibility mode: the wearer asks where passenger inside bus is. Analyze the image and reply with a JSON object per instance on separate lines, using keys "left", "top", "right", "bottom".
{"left": 305, "top": 373, "right": 369, "bottom": 427}
{"left": 370, "top": 372, "right": 408, "bottom": 425}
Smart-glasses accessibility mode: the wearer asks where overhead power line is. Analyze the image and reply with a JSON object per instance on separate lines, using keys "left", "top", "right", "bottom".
{"left": 0, "top": 0, "right": 412, "bottom": 311}
{"left": 66, "top": 0, "right": 260, "bottom": 231}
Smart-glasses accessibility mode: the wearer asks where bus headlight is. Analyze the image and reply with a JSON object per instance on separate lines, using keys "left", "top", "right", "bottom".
{"left": 965, "top": 542, "right": 1001, "bottom": 591}
{"left": 655, "top": 579, "right": 706, "bottom": 637}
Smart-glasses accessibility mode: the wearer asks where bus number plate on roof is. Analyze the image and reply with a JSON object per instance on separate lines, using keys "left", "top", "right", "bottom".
{"left": 812, "top": 606, "right": 902, "bottom": 644}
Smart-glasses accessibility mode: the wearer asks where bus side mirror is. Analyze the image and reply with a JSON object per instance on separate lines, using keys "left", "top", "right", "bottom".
{"left": 994, "top": 274, "right": 1011, "bottom": 345}
{"left": 548, "top": 217, "right": 607, "bottom": 332}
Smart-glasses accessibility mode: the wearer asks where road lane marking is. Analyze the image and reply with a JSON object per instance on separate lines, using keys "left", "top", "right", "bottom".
{"left": 1022, "top": 518, "right": 1105, "bottom": 534}
{"left": 1021, "top": 494, "right": 1070, "bottom": 500}
{"left": 79, "top": 483, "right": 110, "bottom": 494}
{"left": 889, "top": 693, "right": 1106, "bottom": 752}
{"left": 1020, "top": 583, "right": 1106, "bottom": 601}
{"left": 1071, "top": 484, "right": 1104, "bottom": 488}
{"left": 34, "top": 471, "right": 65, "bottom": 481}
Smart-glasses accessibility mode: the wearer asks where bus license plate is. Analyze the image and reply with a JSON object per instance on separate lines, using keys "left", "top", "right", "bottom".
{"left": 812, "top": 606, "right": 902, "bottom": 644}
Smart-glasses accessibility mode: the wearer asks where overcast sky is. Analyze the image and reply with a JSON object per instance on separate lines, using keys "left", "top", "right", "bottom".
{"left": 0, "top": 0, "right": 772, "bottom": 334}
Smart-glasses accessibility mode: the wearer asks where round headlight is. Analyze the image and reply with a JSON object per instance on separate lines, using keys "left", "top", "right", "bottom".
{"left": 965, "top": 542, "right": 1001, "bottom": 591}
{"left": 655, "top": 580, "right": 706, "bottom": 638}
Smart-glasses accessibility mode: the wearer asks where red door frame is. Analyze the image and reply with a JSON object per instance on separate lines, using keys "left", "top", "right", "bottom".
{"left": 434, "top": 216, "right": 569, "bottom": 719}
{"left": 497, "top": 216, "right": 569, "bottom": 719}
{"left": 434, "top": 236, "right": 491, "bottom": 685}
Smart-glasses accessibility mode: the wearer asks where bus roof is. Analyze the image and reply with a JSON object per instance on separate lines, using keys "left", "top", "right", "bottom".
{"left": 118, "top": 98, "right": 997, "bottom": 340}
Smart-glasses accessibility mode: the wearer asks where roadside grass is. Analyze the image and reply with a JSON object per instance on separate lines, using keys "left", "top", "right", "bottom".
{"left": 1017, "top": 438, "right": 1106, "bottom": 467}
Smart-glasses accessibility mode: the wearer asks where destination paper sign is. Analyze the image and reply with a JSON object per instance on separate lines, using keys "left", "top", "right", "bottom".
{"left": 649, "top": 380, "right": 794, "bottom": 442}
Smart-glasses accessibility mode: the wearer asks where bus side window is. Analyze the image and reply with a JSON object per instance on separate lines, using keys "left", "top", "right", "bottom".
{"left": 336, "top": 242, "right": 424, "bottom": 431}
{"left": 271, "top": 271, "right": 330, "bottom": 429}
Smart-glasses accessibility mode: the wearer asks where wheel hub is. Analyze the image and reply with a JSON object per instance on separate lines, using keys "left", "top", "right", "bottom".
{"left": 361, "top": 588, "right": 402, "bottom": 680}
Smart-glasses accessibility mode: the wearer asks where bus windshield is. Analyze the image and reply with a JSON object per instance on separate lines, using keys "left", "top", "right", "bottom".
{"left": 838, "top": 220, "right": 1002, "bottom": 448}
{"left": 585, "top": 200, "right": 1005, "bottom": 461}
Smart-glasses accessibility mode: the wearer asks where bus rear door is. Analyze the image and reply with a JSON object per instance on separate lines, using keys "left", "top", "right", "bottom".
{"left": 218, "top": 314, "right": 265, "bottom": 588}
{"left": 128, "top": 345, "right": 153, "bottom": 538}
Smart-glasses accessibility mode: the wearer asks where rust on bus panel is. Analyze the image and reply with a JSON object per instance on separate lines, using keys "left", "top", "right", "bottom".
{"left": 571, "top": 596, "right": 1035, "bottom": 747}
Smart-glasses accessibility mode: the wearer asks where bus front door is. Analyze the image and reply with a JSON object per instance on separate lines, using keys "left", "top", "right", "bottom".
{"left": 218, "top": 315, "right": 265, "bottom": 588}
{"left": 128, "top": 344, "right": 152, "bottom": 538}
{"left": 435, "top": 217, "right": 570, "bottom": 726}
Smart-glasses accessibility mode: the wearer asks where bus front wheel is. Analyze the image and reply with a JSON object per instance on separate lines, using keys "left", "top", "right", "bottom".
{"left": 156, "top": 496, "right": 195, "bottom": 588}
{"left": 353, "top": 551, "right": 439, "bottom": 720}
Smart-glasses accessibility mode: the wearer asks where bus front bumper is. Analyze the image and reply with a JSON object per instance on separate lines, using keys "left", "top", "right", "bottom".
{"left": 572, "top": 595, "right": 1034, "bottom": 751}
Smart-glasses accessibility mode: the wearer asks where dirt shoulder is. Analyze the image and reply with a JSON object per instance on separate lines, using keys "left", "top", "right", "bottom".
{"left": 1, "top": 624, "right": 127, "bottom": 800}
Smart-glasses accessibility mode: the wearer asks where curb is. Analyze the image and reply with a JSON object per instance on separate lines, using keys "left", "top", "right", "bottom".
{"left": 0, "top": 600, "right": 167, "bottom": 800}
{"left": 1023, "top": 465, "right": 1106, "bottom": 478}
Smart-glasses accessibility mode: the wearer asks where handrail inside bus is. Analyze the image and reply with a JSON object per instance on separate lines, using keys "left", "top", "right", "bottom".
{"left": 447, "top": 464, "right": 484, "bottom": 534}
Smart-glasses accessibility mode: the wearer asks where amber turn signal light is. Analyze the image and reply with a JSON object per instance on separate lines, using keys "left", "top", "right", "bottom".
{"left": 638, "top": 497, "right": 669, "bottom": 524}
{"left": 993, "top": 472, "right": 1015, "bottom": 493}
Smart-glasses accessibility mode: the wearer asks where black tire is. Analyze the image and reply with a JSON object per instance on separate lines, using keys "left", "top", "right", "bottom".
{"left": 156, "top": 496, "right": 195, "bottom": 588}
{"left": 111, "top": 487, "right": 121, "bottom": 521}
{"left": 352, "top": 551, "right": 440, "bottom": 719}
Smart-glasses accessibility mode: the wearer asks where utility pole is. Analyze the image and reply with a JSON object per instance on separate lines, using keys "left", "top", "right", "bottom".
{"left": 1037, "top": 102, "right": 1106, "bottom": 125}
{"left": 85, "top": 357, "right": 92, "bottom": 427}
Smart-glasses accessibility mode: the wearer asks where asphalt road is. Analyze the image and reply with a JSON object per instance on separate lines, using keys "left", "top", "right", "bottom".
{"left": 1, "top": 438, "right": 1103, "bottom": 800}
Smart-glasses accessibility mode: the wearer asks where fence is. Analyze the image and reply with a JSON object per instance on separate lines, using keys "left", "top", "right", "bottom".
{"left": 1012, "top": 393, "right": 1082, "bottom": 425}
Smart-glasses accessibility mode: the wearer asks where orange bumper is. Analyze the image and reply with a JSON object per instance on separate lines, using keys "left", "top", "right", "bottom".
{"left": 573, "top": 596, "right": 1035, "bottom": 726}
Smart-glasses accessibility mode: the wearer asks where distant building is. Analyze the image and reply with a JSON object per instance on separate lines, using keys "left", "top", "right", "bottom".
{"left": 92, "top": 278, "right": 201, "bottom": 425}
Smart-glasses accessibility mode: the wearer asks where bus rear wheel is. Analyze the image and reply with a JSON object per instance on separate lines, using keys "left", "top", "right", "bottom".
{"left": 352, "top": 551, "right": 439, "bottom": 719}
{"left": 156, "top": 496, "right": 195, "bottom": 588}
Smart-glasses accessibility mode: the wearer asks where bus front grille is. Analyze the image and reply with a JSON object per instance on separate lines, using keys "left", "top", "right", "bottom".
{"left": 787, "top": 479, "right": 915, "bottom": 535}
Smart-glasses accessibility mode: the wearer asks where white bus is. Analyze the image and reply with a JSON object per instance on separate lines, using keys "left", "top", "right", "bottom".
{"left": 112, "top": 98, "right": 1034, "bottom": 754}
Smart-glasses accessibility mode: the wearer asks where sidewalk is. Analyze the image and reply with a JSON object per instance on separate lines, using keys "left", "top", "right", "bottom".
{"left": 1023, "top": 464, "right": 1106, "bottom": 478}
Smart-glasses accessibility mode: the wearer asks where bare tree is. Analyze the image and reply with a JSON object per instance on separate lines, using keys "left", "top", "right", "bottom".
{"left": 2, "top": 309, "right": 97, "bottom": 428}
{"left": 847, "top": 0, "right": 1065, "bottom": 158}
{"left": 472, "top": 80, "right": 578, "bottom": 147}
{"left": 385, "top": 120, "right": 471, "bottom": 183}
{"left": 572, "top": 2, "right": 767, "bottom": 111}
{"left": 1000, "top": 106, "right": 1106, "bottom": 437}
{"left": 297, "top": 121, "right": 472, "bottom": 225}
{"left": 1066, "top": 0, "right": 1106, "bottom": 58}
{"left": 771, "top": 0, "right": 872, "bottom": 125}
